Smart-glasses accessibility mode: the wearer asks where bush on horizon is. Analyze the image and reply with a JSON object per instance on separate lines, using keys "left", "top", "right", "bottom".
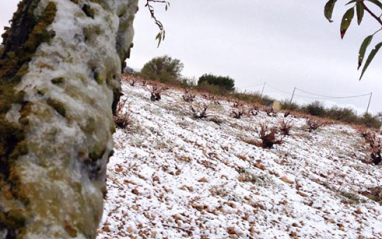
{"left": 140, "top": 55, "right": 184, "bottom": 83}
{"left": 198, "top": 74, "right": 235, "bottom": 92}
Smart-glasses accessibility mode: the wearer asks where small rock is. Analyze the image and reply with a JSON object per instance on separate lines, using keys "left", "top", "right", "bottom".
{"left": 254, "top": 162, "right": 266, "bottom": 170}
{"left": 281, "top": 176, "right": 294, "bottom": 184}
{"left": 355, "top": 208, "right": 362, "bottom": 214}
{"left": 297, "top": 191, "right": 308, "bottom": 197}
{"left": 290, "top": 231, "right": 298, "bottom": 238}
{"left": 198, "top": 177, "right": 208, "bottom": 183}
{"left": 328, "top": 218, "right": 336, "bottom": 223}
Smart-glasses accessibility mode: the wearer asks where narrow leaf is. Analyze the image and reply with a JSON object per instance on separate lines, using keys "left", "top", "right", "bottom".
{"left": 157, "top": 37, "right": 162, "bottom": 48}
{"left": 155, "top": 32, "right": 161, "bottom": 40}
{"left": 340, "top": 7, "right": 355, "bottom": 39}
{"left": 367, "top": 0, "right": 382, "bottom": 10}
{"left": 360, "top": 42, "right": 382, "bottom": 80}
{"left": 156, "top": 32, "right": 163, "bottom": 48}
{"left": 356, "top": 2, "right": 364, "bottom": 25}
{"left": 346, "top": 0, "right": 357, "bottom": 5}
{"left": 358, "top": 35, "right": 373, "bottom": 69}
{"left": 325, "top": 0, "right": 338, "bottom": 22}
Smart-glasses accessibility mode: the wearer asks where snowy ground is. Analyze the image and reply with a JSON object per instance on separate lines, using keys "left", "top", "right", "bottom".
{"left": 97, "top": 80, "right": 382, "bottom": 239}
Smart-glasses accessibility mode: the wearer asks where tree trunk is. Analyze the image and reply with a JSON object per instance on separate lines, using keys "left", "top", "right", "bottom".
{"left": 0, "top": 0, "right": 138, "bottom": 238}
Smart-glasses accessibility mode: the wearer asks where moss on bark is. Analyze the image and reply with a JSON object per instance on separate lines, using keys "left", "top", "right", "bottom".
{"left": 0, "top": 1, "right": 57, "bottom": 238}
{"left": 0, "top": 0, "right": 138, "bottom": 237}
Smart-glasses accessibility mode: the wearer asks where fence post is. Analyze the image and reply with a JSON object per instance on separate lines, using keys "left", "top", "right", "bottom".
{"left": 366, "top": 92, "right": 373, "bottom": 114}
{"left": 260, "top": 82, "right": 266, "bottom": 98}
{"left": 290, "top": 87, "right": 296, "bottom": 104}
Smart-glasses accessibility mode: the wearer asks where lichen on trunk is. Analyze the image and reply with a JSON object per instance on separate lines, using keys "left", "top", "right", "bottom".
{"left": 0, "top": 0, "right": 138, "bottom": 238}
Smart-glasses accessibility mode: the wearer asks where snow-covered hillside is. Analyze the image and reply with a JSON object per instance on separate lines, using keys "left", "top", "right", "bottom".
{"left": 97, "top": 79, "right": 382, "bottom": 239}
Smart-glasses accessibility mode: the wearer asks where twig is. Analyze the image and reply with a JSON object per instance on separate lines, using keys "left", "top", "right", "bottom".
{"left": 145, "top": 0, "right": 170, "bottom": 47}
{"left": 362, "top": 2, "right": 382, "bottom": 26}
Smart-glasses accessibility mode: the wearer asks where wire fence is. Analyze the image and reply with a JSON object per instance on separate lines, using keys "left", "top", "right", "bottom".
{"left": 239, "top": 82, "right": 373, "bottom": 114}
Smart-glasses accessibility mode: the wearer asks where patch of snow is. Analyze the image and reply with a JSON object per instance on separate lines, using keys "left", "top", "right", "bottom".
{"left": 99, "top": 80, "right": 382, "bottom": 238}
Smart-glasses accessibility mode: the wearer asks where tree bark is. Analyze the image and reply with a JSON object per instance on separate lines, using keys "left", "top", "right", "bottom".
{"left": 0, "top": 0, "right": 138, "bottom": 238}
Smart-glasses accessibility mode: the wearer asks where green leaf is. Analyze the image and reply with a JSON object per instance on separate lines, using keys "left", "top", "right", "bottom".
{"left": 366, "top": 0, "right": 382, "bottom": 9}
{"left": 359, "top": 42, "right": 382, "bottom": 80}
{"left": 340, "top": 7, "right": 355, "bottom": 39}
{"left": 356, "top": 2, "right": 364, "bottom": 25}
{"left": 325, "top": 0, "right": 338, "bottom": 22}
{"left": 346, "top": 0, "right": 358, "bottom": 5}
{"left": 155, "top": 32, "right": 161, "bottom": 40}
{"left": 358, "top": 35, "right": 373, "bottom": 69}
{"left": 155, "top": 32, "right": 162, "bottom": 47}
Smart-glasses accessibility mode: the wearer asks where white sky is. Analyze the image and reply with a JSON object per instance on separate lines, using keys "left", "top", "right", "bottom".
{"left": 1, "top": 1, "right": 381, "bottom": 114}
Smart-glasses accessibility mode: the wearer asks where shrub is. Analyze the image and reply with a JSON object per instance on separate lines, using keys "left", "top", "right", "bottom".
{"left": 358, "top": 113, "right": 382, "bottom": 129}
{"left": 362, "top": 131, "right": 382, "bottom": 165}
{"left": 113, "top": 113, "right": 131, "bottom": 129}
{"left": 258, "top": 95, "right": 275, "bottom": 108}
{"left": 198, "top": 73, "right": 235, "bottom": 92}
{"left": 257, "top": 123, "right": 283, "bottom": 148}
{"left": 326, "top": 106, "right": 358, "bottom": 123}
{"left": 306, "top": 118, "right": 322, "bottom": 132}
{"left": 113, "top": 97, "right": 131, "bottom": 129}
{"left": 281, "top": 100, "right": 300, "bottom": 111}
{"left": 179, "top": 77, "right": 197, "bottom": 89}
{"left": 197, "top": 81, "right": 230, "bottom": 96}
{"left": 190, "top": 103, "right": 209, "bottom": 119}
{"left": 303, "top": 101, "right": 326, "bottom": 117}
{"left": 145, "top": 84, "right": 168, "bottom": 101}
{"left": 232, "top": 92, "right": 261, "bottom": 103}
{"left": 141, "top": 55, "right": 184, "bottom": 83}
{"left": 279, "top": 120, "right": 293, "bottom": 136}
{"left": 284, "top": 111, "right": 291, "bottom": 118}
{"left": 121, "top": 75, "right": 137, "bottom": 86}
{"left": 248, "top": 106, "right": 259, "bottom": 116}
{"left": 231, "top": 107, "right": 245, "bottom": 119}
{"left": 264, "top": 107, "right": 275, "bottom": 117}
{"left": 182, "top": 90, "right": 196, "bottom": 102}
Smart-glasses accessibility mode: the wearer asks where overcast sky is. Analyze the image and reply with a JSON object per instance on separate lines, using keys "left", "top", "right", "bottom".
{"left": 1, "top": 1, "right": 382, "bottom": 114}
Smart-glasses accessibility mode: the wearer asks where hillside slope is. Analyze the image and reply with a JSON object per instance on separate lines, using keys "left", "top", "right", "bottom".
{"left": 97, "top": 80, "right": 382, "bottom": 239}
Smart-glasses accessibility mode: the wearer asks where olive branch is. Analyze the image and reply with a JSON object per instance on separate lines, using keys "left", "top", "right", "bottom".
{"left": 145, "top": 0, "right": 170, "bottom": 47}
{"left": 325, "top": 0, "right": 382, "bottom": 79}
